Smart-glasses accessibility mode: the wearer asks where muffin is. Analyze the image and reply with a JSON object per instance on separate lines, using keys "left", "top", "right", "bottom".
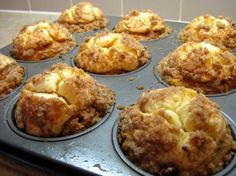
{"left": 113, "top": 10, "right": 172, "bottom": 41}
{"left": 179, "top": 15, "right": 236, "bottom": 50}
{"left": 0, "top": 54, "right": 25, "bottom": 98}
{"left": 118, "top": 86, "right": 236, "bottom": 176}
{"left": 59, "top": 2, "right": 108, "bottom": 33}
{"left": 75, "top": 32, "right": 150, "bottom": 74}
{"left": 15, "top": 63, "right": 115, "bottom": 137}
{"left": 11, "top": 21, "right": 76, "bottom": 61}
{"left": 156, "top": 42, "right": 236, "bottom": 94}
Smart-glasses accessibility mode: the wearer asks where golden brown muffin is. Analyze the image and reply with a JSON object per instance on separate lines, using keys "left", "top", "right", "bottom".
{"left": 11, "top": 21, "right": 76, "bottom": 61}
{"left": 0, "top": 53, "right": 25, "bottom": 98}
{"left": 75, "top": 32, "right": 150, "bottom": 74}
{"left": 58, "top": 2, "right": 108, "bottom": 33}
{"left": 179, "top": 15, "right": 236, "bottom": 50}
{"left": 156, "top": 42, "right": 236, "bottom": 94}
{"left": 113, "top": 10, "right": 172, "bottom": 41}
{"left": 15, "top": 63, "right": 115, "bottom": 137}
{"left": 118, "top": 87, "right": 236, "bottom": 176}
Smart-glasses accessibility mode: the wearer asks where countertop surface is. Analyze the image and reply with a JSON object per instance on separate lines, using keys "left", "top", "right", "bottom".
{"left": 0, "top": 11, "right": 61, "bottom": 176}
{"left": 0, "top": 11, "right": 59, "bottom": 48}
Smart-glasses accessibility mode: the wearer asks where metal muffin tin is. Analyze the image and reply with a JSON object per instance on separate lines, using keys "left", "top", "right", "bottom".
{"left": 0, "top": 16, "right": 236, "bottom": 176}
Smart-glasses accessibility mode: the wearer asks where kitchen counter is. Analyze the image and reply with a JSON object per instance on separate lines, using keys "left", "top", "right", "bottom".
{"left": 0, "top": 11, "right": 61, "bottom": 176}
{"left": 0, "top": 11, "right": 59, "bottom": 48}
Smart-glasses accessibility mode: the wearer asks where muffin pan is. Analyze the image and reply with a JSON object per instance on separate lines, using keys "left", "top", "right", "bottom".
{"left": 0, "top": 16, "right": 236, "bottom": 176}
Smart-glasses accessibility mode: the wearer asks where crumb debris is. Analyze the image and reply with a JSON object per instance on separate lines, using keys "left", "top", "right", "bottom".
{"left": 136, "top": 86, "right": 144, "bottom": 90}
{"left": 128, "top": 77, "right": 135, "bottom": 81}
{"left": 117, "top": 105, "right": 125, "bottom": 110}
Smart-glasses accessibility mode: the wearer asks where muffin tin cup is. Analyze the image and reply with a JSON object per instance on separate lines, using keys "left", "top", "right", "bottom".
{"left": 153, "top": 65, "right": 236, "bottom": 97}
{"left": 112, "top": 111, "right": 236, "bottom": 176}
{"left": 112, "top": 120, "right": 153, "bottom": 176}
{"left": 14, "top": 56, "right": 61, "bottom": 63}
{"left": 0, "top": 66, "right": 28, "bottom": 101}
{"left": 0, "top": 43, "right": 79, "bottom": 64}
{"left": 6, "top": 96, "right": 115, "bottom": 142}
{"left": 70, "top": 54, "right": 152, "bottom": 77}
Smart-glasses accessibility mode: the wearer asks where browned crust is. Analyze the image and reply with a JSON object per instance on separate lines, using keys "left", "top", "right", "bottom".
{"left": 11, "top": 21, "right": 76, "bottom": 61}
{"left": 60, "top": 16, "right": 108, "bottom": 33}
{"left": 58, "top": 2, "right": 109, "bottom": 33}
{"left": 179, "top": 15, "right": 236, "bottom": 50}
{"left": 75, "top": 32, "right": 150, "bottom": 74}
{"left": 15, "top": 63, "right": 115, "bottom": 137}
{"left": 113, "top": 10, "right": 172, "bottom": 41}
{"left": 118, "top": 87, "right": 236, "bottom": 175}
{"left": 0, "top": 54, "right": 25, "bottom": 97}
{"left": 156, "top": 42, "right": 236, "bottom": 94}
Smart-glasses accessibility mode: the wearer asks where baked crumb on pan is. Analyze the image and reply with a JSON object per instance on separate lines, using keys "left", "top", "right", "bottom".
{"left": 75, "top": 32, "right": 150, "bottom": 74}
{"left": 113, "top": 10, "right": 172, "bottom": 41}
{"left": 117, "top": 105, "right": 125, "bottom": 111}
{"left": 179, "top": 14, "right": 236, "bottom": 50}
{"left": 59, "top": 2, "right": 108, "bottom": 33}
{"left": 0, "top": 53, "right": 25, "bottom": 98}
{"left": 118, "top": 86, "right": 236, "bottom": 176}
{"left": 156, "top": 41, "right": 236, "bottom": 94}
{"left": 11, "top": 21, "right": 76, "bottom": 61}
{"left": 15, "top": 63, "right": 115, "bottom": 137}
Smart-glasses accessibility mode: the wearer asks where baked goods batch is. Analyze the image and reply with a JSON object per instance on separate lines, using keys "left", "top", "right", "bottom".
{"left": 11, "top": 21, "right": 76, "bottom": 61}
{"left": 113, "top": 10, "right": 172, "bottom": 41}
{"left": 0, "top": 1, "right": 235, "bottom": 175}
{"left": 179, "top": 15, "right": 236, "bottom": 50}
{"left": 15, "top": 64, "right": 115, "bottom": 137}
{"left": 59, "top": 2, "right": 108, "bottom": 33}
{"left": 118, "top": 87, "right": 236, "bottom": 176}
{"left": 156, "top": 41, "right": 236, "bottom": 94}
{"left": 75, "top": 32, "right": 150, "bottom": 74}
{"left": 0, "top": 54, "right": 25, "bottom": 98}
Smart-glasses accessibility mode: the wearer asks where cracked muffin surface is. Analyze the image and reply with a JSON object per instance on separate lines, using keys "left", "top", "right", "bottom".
{"left": 113, "top": 10, "right": 172, "bottom": 41}
{"left": 59, "top": 1, "right": 108, "bottom": 33}
{"left": 11, "top": 21, "right": 76, "bottom": 61}
{"left": 15, "top": 63, "right": 115, "bottom": 137}
{"left": 179, "top": 15, "right": 236, "bottom": 50}
{"left": 0, "top": 53, "right": 25, "bottom": 98}
{"left": 156, "top": 42, "right": 236, "bottom": 94}
{"left": 118, "top": 86, "right": 236, "bottom": 176}
{"left": 75, "top": 32, "right": 150, "bottom": 74}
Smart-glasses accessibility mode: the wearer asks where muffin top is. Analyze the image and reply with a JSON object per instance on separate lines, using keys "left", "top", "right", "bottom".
{"left": 113, "top": 10, "right": 172, "bottom": 40}
{"left": 0, "top": 53, "right": 25, "bottom": 97}
{"left": 59, "top": 2, "right": 108, "bottom": 32}
{"left": 11, "top": 21, "right": 75, "bottom": 61}
{"left": 75, "top": 32, "right": 150, "bottom": 74}
{"left": 118, "top": 86, "right": 236, "bottom": 175}
{"left": 15, "top": 63, "right": 115, "bottom": 137}
{"left": 179, "top": 15, "right": 236, "bottom": 50}
{"left": 156, "top": 42, "right": 236, "bottom": 94}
